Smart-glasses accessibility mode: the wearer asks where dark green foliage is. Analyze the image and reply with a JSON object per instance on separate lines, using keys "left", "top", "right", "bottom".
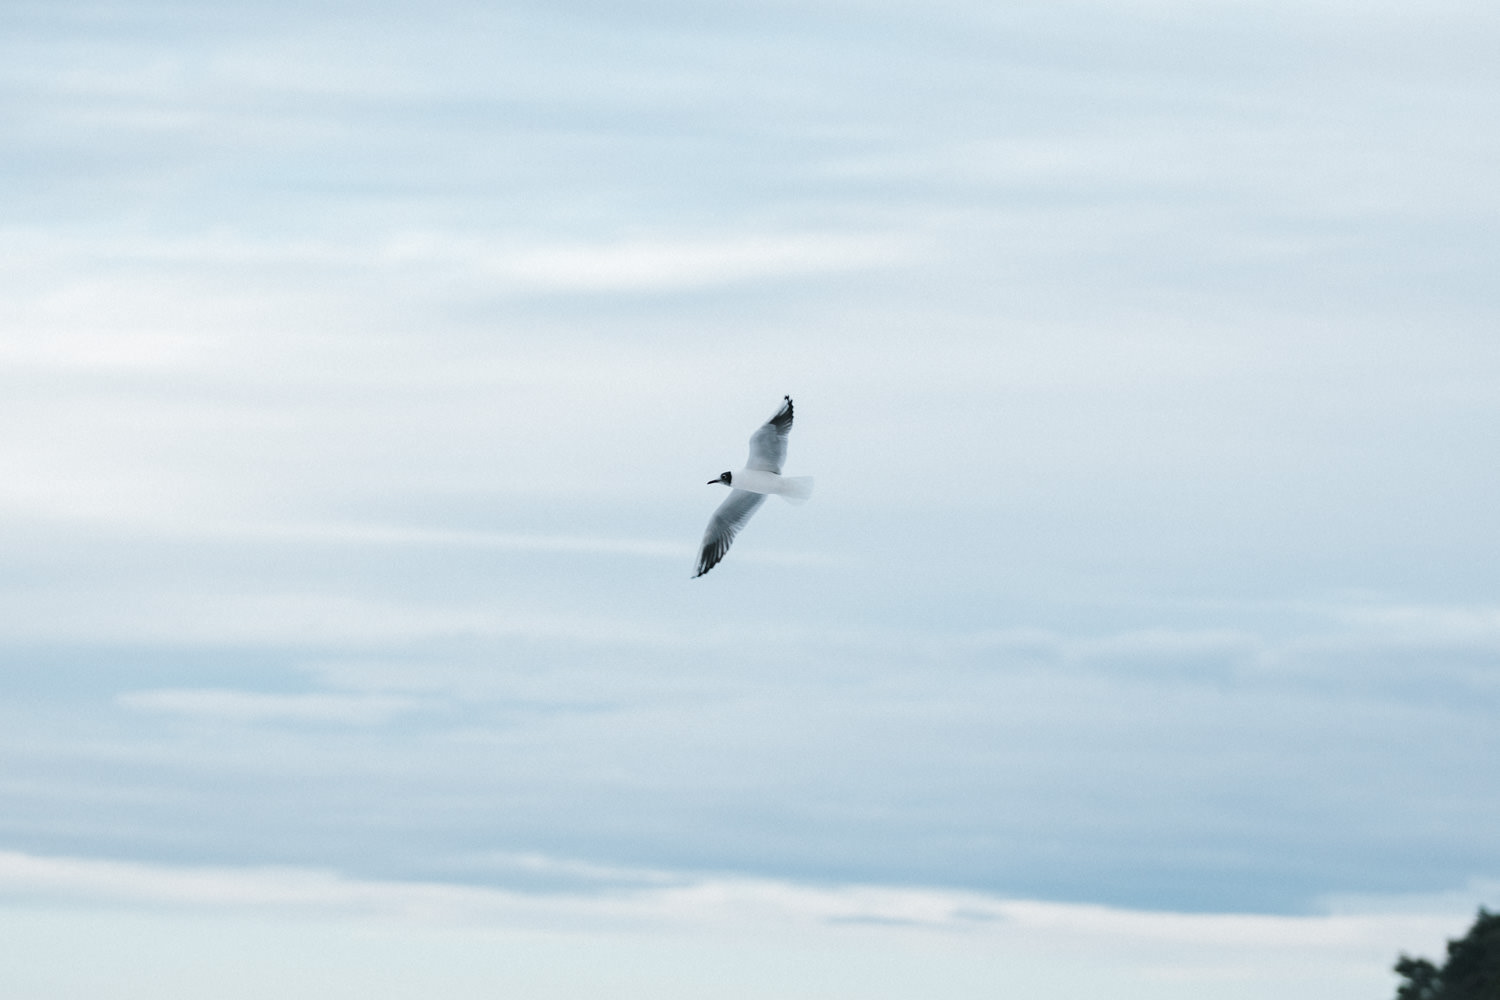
{"left": 1394, "top": 909, "right": 1500, "bottom": 1000}
{"left": 1396, "top": 956, "right": 1444, "bottom": 1000}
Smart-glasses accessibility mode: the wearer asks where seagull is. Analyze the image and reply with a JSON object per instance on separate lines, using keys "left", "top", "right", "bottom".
{"left": 694, "top": 395, "right": 814, "bottom": 578}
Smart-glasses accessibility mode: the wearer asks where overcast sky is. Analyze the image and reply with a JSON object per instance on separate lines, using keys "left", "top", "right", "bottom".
{"left": 3, "top": 1, "right": 1499, "bottom": 997}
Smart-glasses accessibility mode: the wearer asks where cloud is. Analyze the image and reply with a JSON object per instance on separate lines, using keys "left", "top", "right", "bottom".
{"left": 0, "top": 228, "right": 908, "bottom": 309}
{"left": 1324, "top": 602, "right": 1500, "bottom": 647}
{"left": 0, "top": 846, "right": 1482, "bottom": 948}
{"left": 385, "top": 232, "right": 910, "bottom": 294}
{"left": 0, "top": 848, "right": 1492, "bottom": 1000}
{"left": 117, "top": 688, "right": 424, "bottom": 725}
{"left": 227, "top": 521, "right": 690, "bottom": 560}
{"left": 0, "top": 598, "right": 1490, "bottom": 916}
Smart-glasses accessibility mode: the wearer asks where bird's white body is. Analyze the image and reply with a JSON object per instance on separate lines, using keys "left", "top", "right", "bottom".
{"left": 729, "top": 469, "right": 814, "bottom": 502}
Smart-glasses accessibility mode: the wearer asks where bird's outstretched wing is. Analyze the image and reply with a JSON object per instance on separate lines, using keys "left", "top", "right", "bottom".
{"left": 695, "top": 489, "right": 767, "bottom": 578}
{"left": 745, "top": 395, "right": 793, "bottom": 473}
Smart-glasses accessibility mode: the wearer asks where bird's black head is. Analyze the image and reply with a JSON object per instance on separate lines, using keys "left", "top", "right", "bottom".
{"left": 708, "top": 471, "right": 732, "bottom": 486}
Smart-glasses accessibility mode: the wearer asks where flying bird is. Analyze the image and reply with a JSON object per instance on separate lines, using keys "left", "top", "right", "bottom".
{"left": 694, "top": 395, "right": 814, "bottom": 578}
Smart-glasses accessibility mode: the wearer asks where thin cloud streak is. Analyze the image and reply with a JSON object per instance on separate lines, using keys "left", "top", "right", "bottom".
{"left": 402, "top": 232, "right": 911, "bottom": 293}
{"left": 0, "top": 848, "right": 1460, "bottom": 1000}
{"left": 117, "top": 688, "right": 426, "bottom": 725}
{"left": 0, "top": 847, "right": 1478, "bottom": 949}
{"left": 1, "top": 228, "right": 911, "bottom": 297}
{"left": 232, "top": 521, "right": 690, "bottom": 559}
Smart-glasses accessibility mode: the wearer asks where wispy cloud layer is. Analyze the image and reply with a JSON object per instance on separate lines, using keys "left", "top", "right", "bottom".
{"left": 0, "top": 847, "right": 1478, "bottom": 957}
{"left": 118, "top": 688, "right": 424, "bottom": 725}
{"left": 0, "top": 848, "right": 1491, "bottom": 999}
{"left": 391, "top": 232, "right": 910, "bottom": 293}
{"left": 3, "top": 601, "right": 1496, "bottom": 915}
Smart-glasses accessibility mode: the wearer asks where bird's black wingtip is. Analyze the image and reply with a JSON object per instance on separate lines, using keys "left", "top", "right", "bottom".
{"left": 770, "top": 395, "right": 794, "bottom": 432}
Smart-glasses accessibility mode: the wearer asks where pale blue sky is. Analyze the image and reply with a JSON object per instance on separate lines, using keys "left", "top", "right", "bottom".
{"left": 2, "top": 0, "right": 1499, "bottom": 996}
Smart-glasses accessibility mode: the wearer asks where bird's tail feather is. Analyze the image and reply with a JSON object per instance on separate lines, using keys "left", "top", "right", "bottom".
{"left": 777, "top": 476, "right": 814, "bottom": 504}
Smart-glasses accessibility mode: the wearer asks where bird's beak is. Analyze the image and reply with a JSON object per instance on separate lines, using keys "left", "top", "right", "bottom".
{"left": 707, "top": 479, "right": 719, "bottom": 485}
